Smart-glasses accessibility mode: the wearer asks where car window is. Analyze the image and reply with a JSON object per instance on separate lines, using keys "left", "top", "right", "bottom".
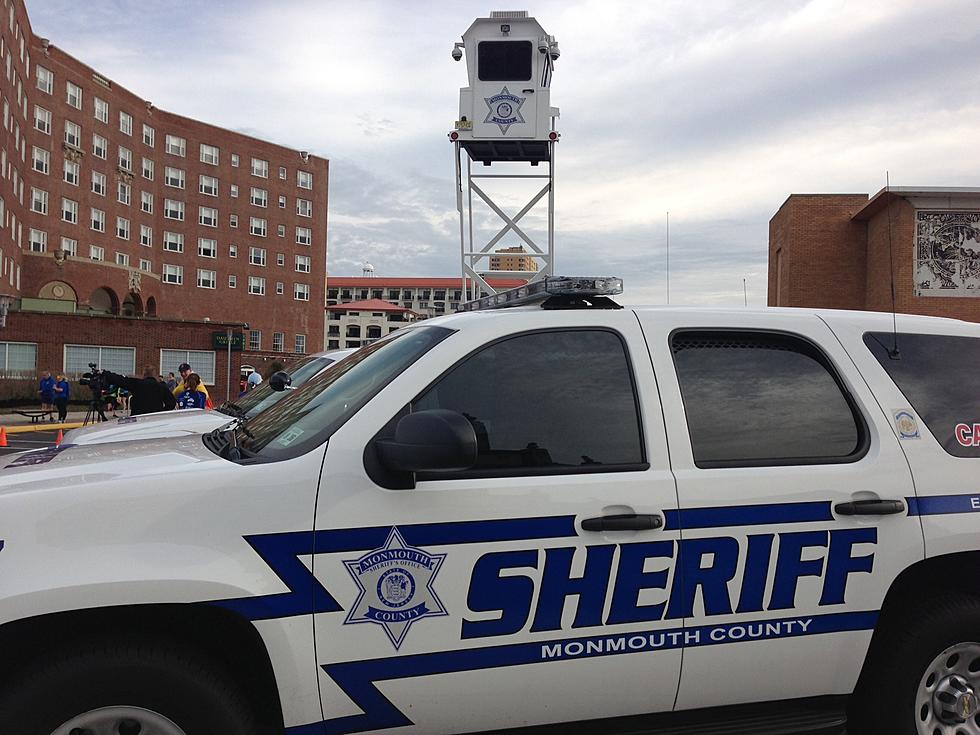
{"left": 234, "top": 355, "right": 334, "bottom": 417}
{"left": 672, "top": 331, "right": 865, "bottom": 467}
{"left": 865, "top": 331, "right": 980, "bottom": 458}
{"left": 413, "top": 329, "right": 646, "bottom": 476}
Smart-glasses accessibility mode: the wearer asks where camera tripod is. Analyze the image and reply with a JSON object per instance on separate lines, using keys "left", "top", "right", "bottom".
{"left": 82, "top": 397, "right": 108, "bottom": 426}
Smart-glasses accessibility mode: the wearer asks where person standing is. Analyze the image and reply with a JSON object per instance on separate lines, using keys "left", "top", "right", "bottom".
{"left": 176, "top": 373, "right": 208, "bottom": 409}
{"left": 165, "top": 372, "right": 177, "bottom": 392}
{"left": 38, "top": 371, "right": 56, "bottom": 419}
{"left": 52, "top": 373, "right": 70, "bottom": 422}
{"left": 172, "top": 363, "right": 211, "bottom": 407}
{"left": 100, "top": 366, "right": 176, "bottom": 416}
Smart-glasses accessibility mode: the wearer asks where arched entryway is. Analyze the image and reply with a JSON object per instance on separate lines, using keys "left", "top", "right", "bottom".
{"left": 88, "top": 287, "right": 119, "bottom": 315}
{"left": 121, "top": 291, "right": 143, "bottom": 317}
{"left": 145, "top": 296, "right": 157, "bottom": 317}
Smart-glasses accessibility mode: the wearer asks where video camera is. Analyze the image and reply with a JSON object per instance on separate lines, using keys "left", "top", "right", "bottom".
{"left": 79, "top": 362, "right": 104, "bottom": 388}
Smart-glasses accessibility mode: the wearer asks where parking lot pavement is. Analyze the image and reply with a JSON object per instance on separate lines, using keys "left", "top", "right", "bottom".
{"left": 0, "top": 429, "right": 59, "bottom": 457}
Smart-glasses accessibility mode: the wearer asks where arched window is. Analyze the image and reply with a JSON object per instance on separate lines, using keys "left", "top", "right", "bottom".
{"left": 346, "top": 324, "right": 361, "bottom": 338}
{"left": 367, "top": 325, "right": 382, "bottom": 339}
{"left": 88, "top": 287, "right": 119, "bottom": 315}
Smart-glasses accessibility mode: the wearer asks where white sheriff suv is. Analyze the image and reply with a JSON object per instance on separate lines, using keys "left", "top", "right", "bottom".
{"left": 1, "top": 277, "right": 979, "bottom": 735}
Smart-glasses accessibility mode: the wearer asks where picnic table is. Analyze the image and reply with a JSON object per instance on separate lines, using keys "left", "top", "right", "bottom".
{"left": 13, "top": 410, "right": 55, "bottom": 424}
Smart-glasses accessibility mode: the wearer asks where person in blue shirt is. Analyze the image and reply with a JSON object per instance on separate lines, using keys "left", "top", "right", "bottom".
{"left": 176, "top": 373, "right": 207, "bottom": 410}
{"left": 38, "top": 371, "right": 56, "bottom": 419}
{"left": 52, "top": 373, "right": 70, "bottom": 422}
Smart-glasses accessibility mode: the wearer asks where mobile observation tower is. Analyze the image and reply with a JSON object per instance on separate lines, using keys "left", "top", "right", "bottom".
{"left": 449, "top": 11, "right": 560, "bottom": 301}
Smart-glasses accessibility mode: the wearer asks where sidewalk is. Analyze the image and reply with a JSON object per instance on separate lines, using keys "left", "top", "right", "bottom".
{"left": 0, "top": 409, "right": 103, "bottom": 434}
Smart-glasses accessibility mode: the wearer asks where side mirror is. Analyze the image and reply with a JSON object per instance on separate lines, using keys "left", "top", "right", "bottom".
{"left": 268, "top": 371, "right": 292, "bottom": 392}
{"left": 376, "top": 409, "right": 478, "bottom": 473}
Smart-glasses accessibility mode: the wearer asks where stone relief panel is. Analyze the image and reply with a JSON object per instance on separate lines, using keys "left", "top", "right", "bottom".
{"left": 915, "top": 210, "right": 980, "bottom": 297}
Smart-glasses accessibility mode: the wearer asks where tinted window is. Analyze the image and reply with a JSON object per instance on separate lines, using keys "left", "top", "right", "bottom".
{"left": 865, "top": 331, "right": 980, "bottom": 458}
{"left": 414, "top": 330, "right": 645, "bottom": 475}
{"left": 672, "top": 331, "right": 863, "bottom": 467}
{"left": 478, "top": 41, "right": 533, "bottom": 81}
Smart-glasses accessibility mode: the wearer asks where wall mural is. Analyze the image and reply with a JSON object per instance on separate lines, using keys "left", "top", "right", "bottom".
{"left": 915, "top": 211, "right": 980, "bottom": 297}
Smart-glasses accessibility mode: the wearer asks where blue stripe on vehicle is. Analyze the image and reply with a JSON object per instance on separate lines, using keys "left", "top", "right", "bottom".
{"left": 282, "top": 609, "right": 878, "bottom": 735}
{"left": 662, "top": 501, "right": 834, "bottom": 531}
{"left": 907, "top": 494, "right": 980, "bottom": 517}
{"left": 212, "top": 516, "right": 578, "bottom": 620}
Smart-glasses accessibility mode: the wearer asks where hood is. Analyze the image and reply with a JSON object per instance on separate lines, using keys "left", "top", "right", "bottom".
{"left": 0, "top": 433, "right": 222, "bottom": 492}
{"left": 63, "top": 409, "right": 233, "bottom": 445}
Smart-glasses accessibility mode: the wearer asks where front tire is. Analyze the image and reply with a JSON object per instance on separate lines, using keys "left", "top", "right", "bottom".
{"left": 0, "top": 639, "right": 268, "bottom": 735}
{"left": 851, "top": 594, "right": 980, "bottom": 735}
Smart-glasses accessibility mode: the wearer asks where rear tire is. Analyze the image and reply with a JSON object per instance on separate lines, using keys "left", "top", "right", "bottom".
{"left": 0, "top": 638, "right": 268, "bottom": 735}
{"left": 850, "top": 594, "right": 980, "bottom": 735}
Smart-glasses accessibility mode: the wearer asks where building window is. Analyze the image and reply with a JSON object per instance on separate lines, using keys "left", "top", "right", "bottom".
{"left": 92, "top": 133, "right": 107, "bottom": 159}
{"left": 295, "top": 334, "right": 306, "bottom": 354}
{"left": 295, "top": 255, "right": 311, "bottom": 273}
{"left": 118, "top": 146, "right": 132, "bottom": 172}
{"left": 116, "top": 252, "right": 129, "bottom": 267}
{"left": 91, "top": 171, "right": 106, "bottom": 196}
{"left": 199, "top": 175, "right": 218, "bottom": 196}
{"left": 117, "top": 181, "right": 131, "bottom": 205}
{"left": 296, "top": 226, "right": 312, "bottom": 245}
{"left": 297, "top": 170, "right": 313, "bottom": 189}
{"left": 249, "top": 217, "right": 267, "bottom": 237}
{"left": 33, "top": 105, "right": 51, "bottom": 134}
{"left": 278, "top": 166, "right": 287, "bottom": 180}
{"left": 248, "top": 330, "right": 261, "bottom": 350}
{"left": 28, "top": 228, "right": 46, "bottom": 252}
{"left": 296, "top": 198, "right": 313, "bottom": 217}
{"left": 90, "top": 245, "right": 105, "bottom": 261}
{"left": 65, "top": 346, "right": 136, "bottom": 377}
{"left": 276, "top": 281, "right": 284, "bottom": 295}
{"left": 141, "top": 157, "right": 154, "bottom": 180}
{"left": 278, "top": 195, "right": 286, "bottom": 209}
{"left": 248, "top": 276, "right": 266, "bottom": 295}
{"left": 31, "top": 146, "right": 49, "bottom": 174}
{"left": 91, "top": 208, "right": 106, "bottom": 232}
{"left": 199, "top": 206, "right": 218, "bottom": 227}
{"left": 62, "top": 198, "right": 79, "bottom": 224}
{"left": 30, "top": 187, "right": 48, "bottom": 214}
{"left": 200, "top": 143, "right": 219, "bottom": 165}
{"left": 160, "top": 350, "right": 216, "bottom": 384}
{"left": 140, "top": 224, "right": 152, "bottom": 247}
{"left": 272, "top": 332, "right": 284, "bottom": 352}
{"left": 251, "top": 158, "right": 268, "bottom": 178}
{"left": 61, "top": 237, "right": 78, "bottom": 256}
{"left": 36, "top": 65, "right": 53, "bottom": 94}
{"left": 229, "top": 244, "right": 238, "bottom": 258}
{"left": 230, "top": 214, "right": 238, "bottom": 228}
{"left": 119, "top": 111, "right": 133, "bottom": 136}
{"left": 276, "top": 252, "right": 285, "bottom": 267}
{"left": 94, "top": 97, "right": 109, "bottom": 123}
{"left": 228, "top": 274, "right": 237, "bottom": 288}
{"left": 249, "top": 187, "right": 268, "bottom": 207}
{"left": 276, "top": 225, "right": 286, "bottom": 238}
{"left": 163, "top": 264, "right": 184, "bottom": 285}
{"left": 294, "top": 283, "right": 310, "bottom": 301}
{"left": 231, "top": 153, "right": 240, "bottom": 167}
{"left": 142, "top": 124, "right": 155, "bottom": 147}
{"left": 163, "top": 231, "right": 184, "bottom": 252}
{"left": 139, "top": 258, "right": 152, "bottom": 272}
{"left": 164, "top": 199, "right": 185, "bottom": 221}
{"left": 116, "top": 217, "right": 130, "bottom": 240}
{"left": 230, "top": 184, "right": 239, "bottom": 198}
{"left": 165, "top": 166, "right": 185, "bottom": 189}
{"left": 165, "top": 134, "right": 186, "bottom": 157}
{"left": 64, "top": 120, "right": 81, "bottom": 148}
{"left": 141, "top": 191, "right": 153, "bottom": 214}
{"left": 197, "top": 268, "right": 216, "bottom": 289}
{"left": 198, "top": 237, "right": 217, "bottom": 258}
{"left": 66, "top": 81, "right": 82, "bottom": 109}
{"left": 63, "top": 159, "right": 79, "bottom": 186}
{"left": 249, "top": 247, "right": 266, "bottom": 266}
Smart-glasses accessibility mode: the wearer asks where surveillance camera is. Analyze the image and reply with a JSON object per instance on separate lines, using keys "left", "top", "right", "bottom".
{"left": 242, "top": 323, "right": 250, "bottom": 331}
{"left": 451, "top": 46, "right": 463, "bottom": 61}
{"left": 549, "top": 43, "right": 561, "bottom": 61}
{"left": 537, "top": 38, "right": 549, "bottom": 54}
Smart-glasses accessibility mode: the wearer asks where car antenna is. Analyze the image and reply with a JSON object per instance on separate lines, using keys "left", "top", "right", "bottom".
{"left": 885, "top": 171, "right": 900, "bottom": 360}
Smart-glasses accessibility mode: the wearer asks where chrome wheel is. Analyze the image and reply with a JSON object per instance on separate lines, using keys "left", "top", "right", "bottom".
{"left": 51, "top": 706, "right": 186, "bottom": 735}
{"left": 916, "top": 642, "right": 980, "bottom": 734}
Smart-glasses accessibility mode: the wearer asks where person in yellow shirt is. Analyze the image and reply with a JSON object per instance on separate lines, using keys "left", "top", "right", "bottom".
{"left": 172, "top": 362, "right": 212, "bottom": 408}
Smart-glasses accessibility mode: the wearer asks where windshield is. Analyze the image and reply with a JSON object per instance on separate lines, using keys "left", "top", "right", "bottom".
{"left": 227, "top": 353, "right": 339, "bottom": 418}
{"left": 233, "top": 326, "right": 453, "bottom": 461}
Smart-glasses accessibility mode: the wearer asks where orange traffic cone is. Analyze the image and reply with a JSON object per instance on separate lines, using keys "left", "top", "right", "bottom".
{"left": 56, "top": 429, "right": 63, "bottom": 446}
{"left": 0, "top": 427, "right": 7, "bottom": 448}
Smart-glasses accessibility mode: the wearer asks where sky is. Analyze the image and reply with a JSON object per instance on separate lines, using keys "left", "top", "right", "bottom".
{"left": 29, "top": 0, "right": 980, "bottom": 306}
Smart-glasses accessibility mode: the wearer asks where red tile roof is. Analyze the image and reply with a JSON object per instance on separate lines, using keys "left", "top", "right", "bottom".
{"left": 326, "top": 276, "right": 528, "bottom": 289}
{"left": 324, "top": 298, "right": 417, "bottom": 313}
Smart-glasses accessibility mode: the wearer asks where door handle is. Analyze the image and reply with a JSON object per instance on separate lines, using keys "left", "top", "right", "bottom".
{"left": 834, "top": 499, "right": 906, "bottom": 516}
{"left": 581, "top": 513, "right": 663, "bottom": 532}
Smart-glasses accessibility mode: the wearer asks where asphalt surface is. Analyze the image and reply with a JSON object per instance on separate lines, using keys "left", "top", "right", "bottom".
{"left": 0, "top": 429, "right": 61, "bottom": 457}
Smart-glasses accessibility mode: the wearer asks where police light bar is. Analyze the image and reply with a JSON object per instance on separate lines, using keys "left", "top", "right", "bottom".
{"left": 461, "top": 276, "right": 623, "bottom": 311}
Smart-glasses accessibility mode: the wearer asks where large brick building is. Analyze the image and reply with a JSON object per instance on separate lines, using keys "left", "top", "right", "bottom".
{"left": 0, "top": 0, "right": 327, "bottom": 388}
{"left": 769, "top": 187, "right": 980, "bottom": 323}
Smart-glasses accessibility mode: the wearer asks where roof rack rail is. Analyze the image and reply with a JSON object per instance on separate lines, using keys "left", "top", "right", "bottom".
{"left": 460, "top": 276, "right": 624, "bottom": 312}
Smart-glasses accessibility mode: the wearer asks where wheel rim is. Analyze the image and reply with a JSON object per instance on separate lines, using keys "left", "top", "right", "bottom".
{"left": 51, "top": 706, "right": 187, "bottom": 735}
{"left": 916, "top": 642, "right": 980, "bottom": 735}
